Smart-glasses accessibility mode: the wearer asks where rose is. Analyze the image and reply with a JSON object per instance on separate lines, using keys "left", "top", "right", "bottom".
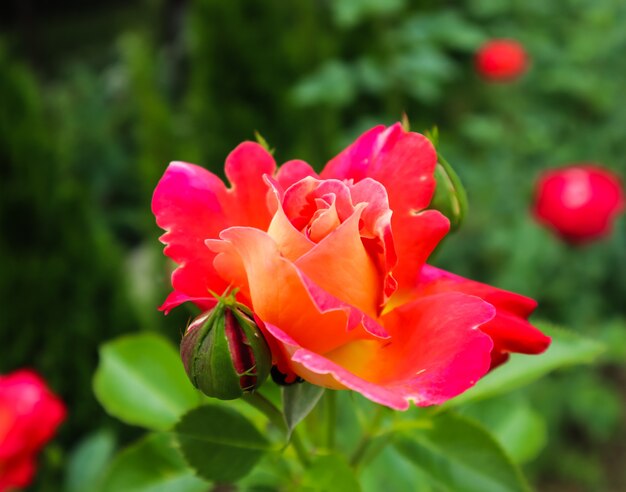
{"left": 153, "top": 123, "right": 550, "bottom": 409}
{"left": 533, "top": 164, "right": 625, "bottom": 244}
{"left": 475, "top": 39, "right": 528, "bottom": 82}
{"left": 0, "top": 370, "right": 66, "bottom": 491}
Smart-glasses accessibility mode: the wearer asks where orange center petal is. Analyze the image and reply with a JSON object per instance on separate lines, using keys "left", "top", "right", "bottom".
{"left": 296, "top": 204, "right": 382, "bottom": 319}
{"left": 212, "top": 227, "right": 364, "bottom": 355}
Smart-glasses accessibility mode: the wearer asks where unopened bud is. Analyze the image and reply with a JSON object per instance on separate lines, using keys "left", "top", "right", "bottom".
{"left": 180, "top": 300, "right": 271, "bottom": 400}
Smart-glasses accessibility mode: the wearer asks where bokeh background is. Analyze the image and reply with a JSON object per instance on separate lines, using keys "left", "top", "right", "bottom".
{"left": 1, "top": 0, "right": 625, "bottom": 490}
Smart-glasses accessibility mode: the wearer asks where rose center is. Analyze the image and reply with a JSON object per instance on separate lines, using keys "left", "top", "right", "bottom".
{"left": 283, "top": 181, "right": 356, "bottom": 243}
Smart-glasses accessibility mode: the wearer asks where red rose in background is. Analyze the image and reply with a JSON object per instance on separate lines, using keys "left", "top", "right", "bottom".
{"left": 475, "top": 39, "right": 528, "bottom": 82}
{"left": 0, "top": 370, "right": 66, "bottom": 492}
{"left": 153, "top": 123, "right": 550, "bottom": 410}
{"left": 534, "top": 165, "right": 625, "bottom": 244}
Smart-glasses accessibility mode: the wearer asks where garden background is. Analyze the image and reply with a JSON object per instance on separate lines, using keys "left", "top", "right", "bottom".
{"left": 1, "top": 0, "right": 625, "bottom": 490}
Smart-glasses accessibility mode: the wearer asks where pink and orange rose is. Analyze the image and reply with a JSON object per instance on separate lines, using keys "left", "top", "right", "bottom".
{"left": 153, "top": 123, "right": 550, "bottom": 410}
{"left": 0, "top": 370, "right": 66, "bottom": 491}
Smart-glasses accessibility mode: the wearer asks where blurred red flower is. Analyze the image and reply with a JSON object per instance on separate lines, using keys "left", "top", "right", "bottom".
{"left": 534, "top": 165, "right": 625, "bottom": 244}
{"left": 0, "top": 370, "right": 66, "bottom": 492}
{"left": 475, "top": 39, "right": 528, "bottom": 82}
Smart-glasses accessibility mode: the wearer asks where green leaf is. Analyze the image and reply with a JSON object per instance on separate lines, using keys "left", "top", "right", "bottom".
{"left": 297, "top": 454, "right": 361, "bottom": 492}
{"left": 64, "top": 429, "right": 116, "bottom": 492}
{"left": 360, "top": 446, "right": 434, "bottom": 492}
{"left": 237, "top": 453, "right": 293, "bottom": 491}
{"left": 93, "top": 333, "right": 200, "bottom": 430}
{"left": 282, "top": 382, "right": 325, "bottom": 435}
{"left": 394, "top": 413, "right": 530, "bottom": 492}
{"left": 174, "top": 404, "right": 270, "bottom": 483}
{"left": 460, "top": 396, "right": 547, "bottom": 464}
{"left": 100, "top": 433, "right": 208, "bottom": 492}
{"left": 446, "top": 322, "right": 604, "bottom": 408}
{"left": 491, "top": 403, "right": 546, "bottom": 464}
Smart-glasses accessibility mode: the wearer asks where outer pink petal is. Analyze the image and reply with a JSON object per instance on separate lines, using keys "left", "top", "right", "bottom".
{"left": 268, "top": 293, "right": 494, "bottom": 409}
{"left": 159, "top": 291, "right": 217, "bottom": 314}
{"left": 320, "top": 125, "right": 396, "bottom": 183}
{"left": 392, "top": 210, "right": 450, "bottom": 291}
{"left": 415, "top": 265, "right": 551, "bottom": 359}
{"left": 321, "top": 123, "right": 445, "bottom": 290}
{"left": 321, "top": 123, "right": 437, "bottom": 212}
{"left": 152, "top": 162, "right": 232, "bottom": 302}
{"left": 223, "top": 142, "right": 277, "bottom": 229}
{"left": 153, "top": 144, "right": 276, "bottom": 310}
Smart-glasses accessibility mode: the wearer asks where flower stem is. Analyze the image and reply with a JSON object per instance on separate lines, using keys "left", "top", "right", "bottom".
{"left": 290, "top": 428, "right": 310, "bottom": 468}
{"left": 325, "top": 390, "right": 336, "bottom": 451}
{"left": 242, "top": 391, "right": 286, "bottom": 433}
{"left": 242, "top": 391, "right": 310, "bottom": 468}
{"left": 350, "top": 405, "right": 387, "bottom": 468}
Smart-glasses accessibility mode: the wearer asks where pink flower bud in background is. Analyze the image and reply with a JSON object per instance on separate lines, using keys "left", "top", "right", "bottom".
{"left": 475, "top": 39, "right": 528, "bottom": 82}
{"left": 0, "top": 370, "right": 66, "bottom": 492}
{"left": 533, "top": 165, "right": 625, "bottom": 244}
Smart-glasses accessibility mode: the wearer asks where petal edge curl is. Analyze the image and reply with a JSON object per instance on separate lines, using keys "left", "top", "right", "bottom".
{"left": 416, "top": 265, "right": 551, "bottom": 362}
{"left": 208, "top": 227, "right": 385, "bottom": 355}
{"left": 268, "top": 293, "right": 495, "bottom": 409}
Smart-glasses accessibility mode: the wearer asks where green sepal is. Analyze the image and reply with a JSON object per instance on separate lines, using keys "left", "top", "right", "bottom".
{"left": 430, "top": 153, "right": 468, "bottom": 231}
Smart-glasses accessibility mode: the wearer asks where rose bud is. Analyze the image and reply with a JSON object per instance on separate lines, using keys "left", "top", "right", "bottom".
{"left": 430, "top": 154, "right": 468, "bottom": 231}
{"left": 180, "top": 301, "right": 271, "bottom": 400}
{"left": 475, "top": 39, "right": 528, "bottom": 82}
{"left": 533, "top": 164, "right": 625, "bottom": 244}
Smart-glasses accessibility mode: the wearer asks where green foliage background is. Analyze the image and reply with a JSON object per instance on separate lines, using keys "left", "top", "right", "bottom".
{"left": 1, "top": 0, "right": 625, "bottom": 490}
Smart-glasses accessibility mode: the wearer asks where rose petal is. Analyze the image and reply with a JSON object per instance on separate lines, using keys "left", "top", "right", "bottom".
{"left": 322, "top": 123, "right": 437, "bottom": 214}
{"left": 282, "top": 177, "right": 355, "bottom": 230}
{"left": 276, "top": 159, "right": 318, "bottom": 190}
{"left": 308, "top": 197, "right": 341, "bottom": 242}
{"left": 265, "top": 179, "right": 315, "bottom": 261}
{"left": 416, "top": 265, "right": 551, "bottom": 356}
{"left": 224, "top": 142, "right": 277, "bottom": 229}
{"left": 296, "top": 203, "right": 382, "bottom": 321}
{"left": 391, "top": 210, "right": 450, "bottom": 291}
{"left": 152, "top": 161, "right": 231, "bottom": 302}
{"left": 271, "top": 292, "right": 494, "bottom": 409}
{"left": 159, "top": 291, "right": 217, "bottom": 314}
{"left": 153, "top": 143, "right": 277, "bottom": 309}
{"left": 270, "top": 175, "right": 396, "bottom": 322}
{"left": 209, "top": 227, "right": 373, "bottom": 354}
{"left": 349, "top": 178, "right": 398, "bottom": 300}
{"left": 321, "top": 123, "right": 445, "bottom": 290}
{"left": 320, "top": 125, "right": 400, "bottom": 183}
